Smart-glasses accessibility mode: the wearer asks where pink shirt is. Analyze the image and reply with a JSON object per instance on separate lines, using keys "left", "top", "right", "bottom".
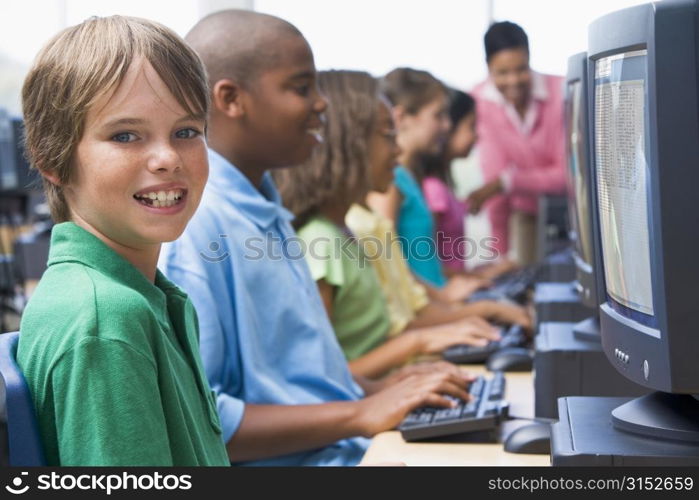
{"left": 472, "top": 71, "right": 566, "bottom": 254}
{"left": 422, "top": 176, "right": 467, "bottom": 271}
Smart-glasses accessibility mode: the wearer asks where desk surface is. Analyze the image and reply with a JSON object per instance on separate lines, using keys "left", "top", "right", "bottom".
{"left": 361, "top": 367, "right": 550, "bottom": 466}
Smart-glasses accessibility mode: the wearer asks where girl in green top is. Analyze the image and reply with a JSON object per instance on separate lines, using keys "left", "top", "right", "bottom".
{"left": 274, "top": 70, "right": 501, "bottom": 378}
{"left": 16, "top": 16, "right": 229, "bottom": 465}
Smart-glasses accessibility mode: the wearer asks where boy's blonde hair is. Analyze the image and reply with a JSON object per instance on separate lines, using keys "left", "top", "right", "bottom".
{"left": 22, "top": 15, "right": 210, "bottom": 222}
{"left": 274, "top": 70, "right": 379, "bottom": 229}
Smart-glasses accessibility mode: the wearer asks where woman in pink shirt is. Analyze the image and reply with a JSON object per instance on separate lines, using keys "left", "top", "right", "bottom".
{"left": 468, "top": 21, "right": 566, "bottom": 265}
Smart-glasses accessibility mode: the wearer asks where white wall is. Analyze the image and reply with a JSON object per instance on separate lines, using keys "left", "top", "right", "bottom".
{"left": 0, "top": 0, "right": 251, "bottom": 114}
{"left": 255, "top": 0, "right": 490, "bottom": 90}
{"left": 256, "top": 0, "right": 649, "bottom": 87}
{"left": 0, "top": 0, "right": 655, "bottom": 114}
{"left": 492, "top": 0, "right": 648, "bottom": 76}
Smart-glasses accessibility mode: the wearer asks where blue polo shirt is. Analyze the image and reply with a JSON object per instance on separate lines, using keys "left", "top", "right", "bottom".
{"left": 159, "top": 150, "right": 369, "bottom": 466}
{"left": 393, "top": 166, "right": 447, "bottom": 287}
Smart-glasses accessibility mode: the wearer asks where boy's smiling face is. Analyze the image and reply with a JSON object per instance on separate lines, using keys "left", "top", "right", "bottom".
{"left": 64, "top": 58, "right": 209, "bottom": 252}
{"left": 239, "top": 35, "right": 327, "bottom": 169}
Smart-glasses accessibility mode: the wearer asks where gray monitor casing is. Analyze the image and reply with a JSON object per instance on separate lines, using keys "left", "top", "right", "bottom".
{"left": 565, "top": 52, "right": 607, "bottom": 312}
{"left": 589, "top": 0, "right": 699, "bottom": 394}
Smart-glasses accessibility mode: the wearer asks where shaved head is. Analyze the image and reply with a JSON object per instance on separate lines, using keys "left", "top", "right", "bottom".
{"left": 185, "top": 9, "right": 304, "bottom": 90}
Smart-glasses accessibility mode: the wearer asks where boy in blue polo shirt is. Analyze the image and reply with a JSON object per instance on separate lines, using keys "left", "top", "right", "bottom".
{"left": 17, "top": 16, "right": 229, "bottom": 466}
{"left": 160, "top": 10, "right": 473, "bottom": 466}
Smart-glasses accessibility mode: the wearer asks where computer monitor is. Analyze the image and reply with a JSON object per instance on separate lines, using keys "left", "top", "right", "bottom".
{"left": 0, "top": 110, "right": 19, "bottom": 192}
{"left": 589, "top": 0, "right": 699, "bottom": 441}
{"left": 0, "top": 110, "right": 36, "bottom": 195}
{"left": 565, "top": 52, "right": 606, "bottom": 315}
{"left": 561, "top": 52, "right": 608, "bottom": 343}
{"left": 0, "top": 111, "right": 41, "bottom": 229}
{"left": 10, "top": 118, "right": 36, "bottom": 194}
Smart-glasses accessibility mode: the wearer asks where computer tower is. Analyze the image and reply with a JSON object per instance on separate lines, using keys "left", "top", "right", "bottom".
{"left": 551, "top": 397, "right": 699, "bottom": 465}
{"left": 533, "top": 282, "right": 591, "bottom": 328}
{"left": 535, "top": 249, "right": 576, "bottom": 284}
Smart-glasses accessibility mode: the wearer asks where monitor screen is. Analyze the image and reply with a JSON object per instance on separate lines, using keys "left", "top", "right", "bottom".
{"left": 0, "top": 111, "right": 19, "bottom": 190}
{"left": 594, "top": 49, "right": 654, "bottom": 320}
{"left": 566, "top": 79, "right": 594, "bottom": 271}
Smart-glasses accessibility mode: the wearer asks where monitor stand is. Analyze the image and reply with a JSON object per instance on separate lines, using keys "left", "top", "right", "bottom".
{"left": 551, "top": 396, "right": 699, "bottom": 465}
{"left": 612, "top": 392, "right": 699, "bottom": 442}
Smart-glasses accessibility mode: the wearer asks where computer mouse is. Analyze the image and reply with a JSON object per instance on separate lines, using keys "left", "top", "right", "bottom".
{"left": 486, "top": 347, "right": 533, "bottom": 372}
{"left": 503, "top": 422, "right": 551, "bottom": 454}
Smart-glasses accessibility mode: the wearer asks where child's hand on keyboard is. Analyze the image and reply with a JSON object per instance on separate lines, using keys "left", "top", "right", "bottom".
{"left": 477, "top": 301, "right": 532, "bottom": 331}
{"left": 414, "top": 317, "right": 501, "bottom": 354}
{"left": 354, "top": 371, "right": 472, "bottom": 436}
{"left": 471, "top": 257, "right": 518, "bottom": 281}
{"left": 441, "top": 274, "right": 492, "bottom": 302}
{"left": 382, "top": 360, "right": 475, "bottom": 388}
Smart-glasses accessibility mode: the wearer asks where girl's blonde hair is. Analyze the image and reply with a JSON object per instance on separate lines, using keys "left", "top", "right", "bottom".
{"left": 22, "top": 15, "right": 210, "bottom": 222}
{"left": 275, "top": 70, "right": 379, "bottom": 229}
{"left": 380, "top": 67, "right": 447, "bottom": 115}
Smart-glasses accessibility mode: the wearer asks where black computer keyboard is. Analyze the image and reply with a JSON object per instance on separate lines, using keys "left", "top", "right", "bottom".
{"left": 441, "top": 324, "right": 528, "bottom": 364}
{"left": 469, "top": 266, "right": 539, "bottom": 304}
{"left": 492, "top": 265, "right": 538, "bottom": 287}
{"left": 398, "top": 371, "right": 509, "bottom": 441}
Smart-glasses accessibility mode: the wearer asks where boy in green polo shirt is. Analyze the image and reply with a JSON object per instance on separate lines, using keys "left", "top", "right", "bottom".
{"left": 16, "top": 16, "right": 229, "bottom": 466}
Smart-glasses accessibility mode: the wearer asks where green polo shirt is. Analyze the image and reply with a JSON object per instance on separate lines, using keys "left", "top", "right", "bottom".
{"left": 297, "top": 216, "right": 391, "bottom": 361}
{"left": 17, "top": 222, "right": 230, "bottom": 466}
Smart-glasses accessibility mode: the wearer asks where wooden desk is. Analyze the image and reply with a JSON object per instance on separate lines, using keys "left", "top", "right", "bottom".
{"left": 361, "top": 367, "right": 550, "bottom": 466}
